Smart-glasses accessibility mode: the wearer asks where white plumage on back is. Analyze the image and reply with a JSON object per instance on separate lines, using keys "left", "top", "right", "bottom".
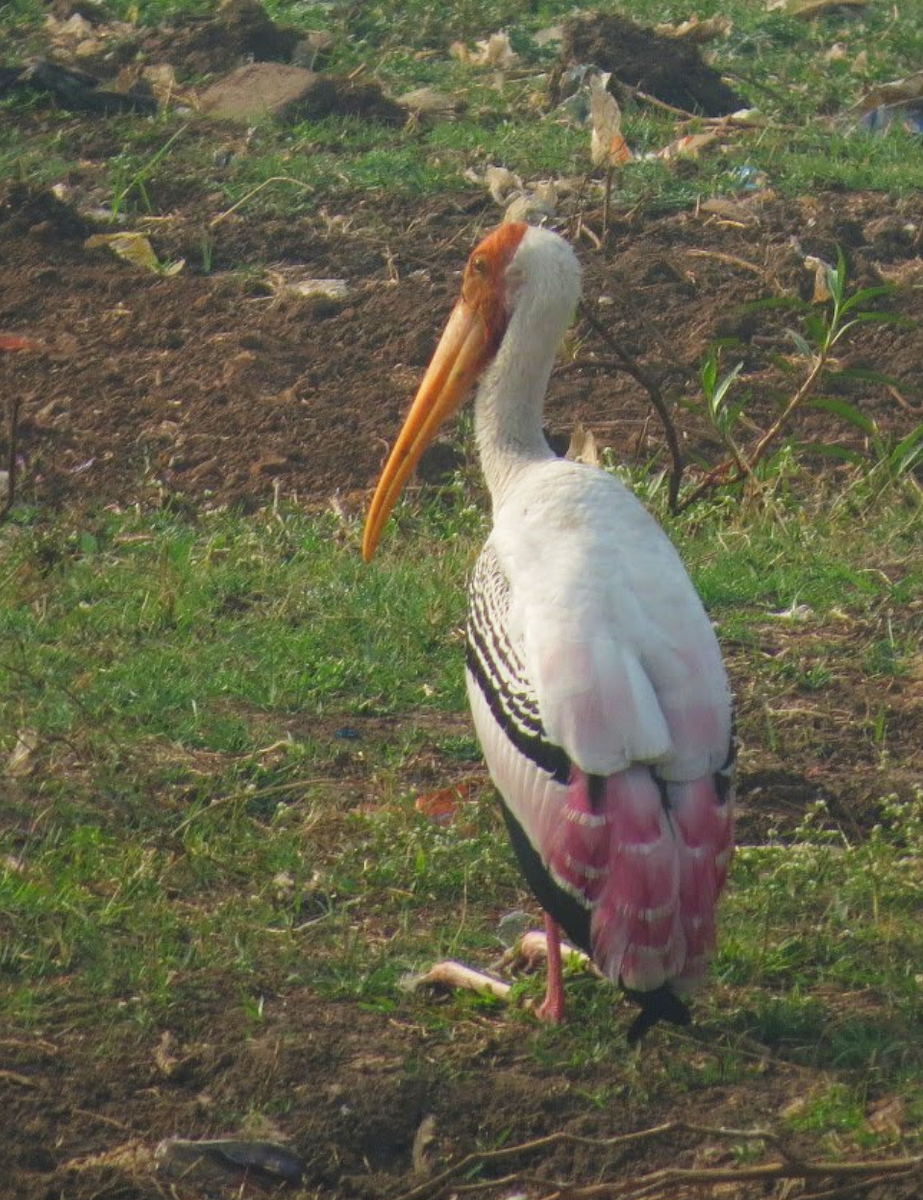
{"left": 489, "top": 459, "right": 731, "bottom": 780}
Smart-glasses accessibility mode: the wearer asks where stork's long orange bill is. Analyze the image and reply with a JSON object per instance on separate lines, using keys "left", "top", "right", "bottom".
{"left": 362, "top": 297, "right": 490, "bottom": 562}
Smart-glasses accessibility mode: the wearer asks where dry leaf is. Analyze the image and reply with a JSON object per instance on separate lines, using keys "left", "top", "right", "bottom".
{"left": 399, "top": 87, "right": 464, "bottom": 118}
{"left": 451, "top": 31, "right": 518, "bottom": 69}
{"left": 266, "top": 269, "right": 349, "bottom": 300}
{"left": 805, "top": 255, "right": 834, "bottom": 302}
{"left": 658, "top": 130, "right": 720, "bottom": 160}
{"left": 472, "top": 31, "right": 518, "bottom": 69}
{"left": 770, "top": 0, "right": 866, "bottom": 14}
{"left": 589, "top": 76, "right": 632, "bottom": 169}
{"left": 142, "top": 63, "right": 180, "bottom": 105}
{"left": 154, "top": 1031, "right": 179, "bottom": 1077}
{"left": 868, "top": 1096, "right": 905, "bottom": 1137}
{"left": 85, "top": 232, "right": 184, "bottom": 275}
{"left": 411, "top": 1114, "right": 438, "bottom": 1177}
{"left": 7, "top": 730, "right": 38, "bottom": 778}
{"left": 46, "top": 12, "right": 94, "bottom": 39}
{"left": 698, "top": 197, "right": 761, "bottom": 224}
{"left": 503, "top": 189, "right": 556, "bottom": 224}
{"left": 656, "top": 15, "right": 732, "bottom": 41}
{"left": 0, "top": 333, "right": 43, "bottom": 352}
{"left": 482, "top": 164, "right": 521, "bottom": 203}
{"left": 415, "top": 783, "right": 472, "bottom": 826}
{"left": 566, "top": 422, "right": 600, "bottom": 466}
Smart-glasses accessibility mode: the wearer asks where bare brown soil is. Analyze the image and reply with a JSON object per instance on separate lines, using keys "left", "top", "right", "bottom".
{"left": 3, "top": 179, "right": 923, "bottom": 515}
{"left": 3, "top": 171, "right": 923, "bottom": 1200}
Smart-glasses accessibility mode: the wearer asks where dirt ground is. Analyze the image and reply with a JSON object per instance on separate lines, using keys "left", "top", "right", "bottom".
{"left": 3, "top": 171, "right": 923, "bottom": 515}
{"left": 3, "top": 164, "right": 923, "bottom": 1200}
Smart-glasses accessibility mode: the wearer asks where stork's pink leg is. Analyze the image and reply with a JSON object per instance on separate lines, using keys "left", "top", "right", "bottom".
{"left": 535, "top": 913, "right": 566, "bottom": 1023}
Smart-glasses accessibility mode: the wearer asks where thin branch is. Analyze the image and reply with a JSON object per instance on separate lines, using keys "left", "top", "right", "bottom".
{"left": 683, "top": 248, "right": 768, "bottom": 278}
{"left": 578, "top": 302, "right": 685, "bottom": 510}
{"left": 801, "top": 1168, "right": 921, "bottom": 1200}
{"left": 393, "top": 1123, "right": 677, "bottom": 1200}
{"left": 0, "top": 393, "right": 19, "bottom": 524}
{"left": 393, "top": 1118, "right": 923, "bottom": 1200}
{"left": 626, "top": 86, "right": 698, "bottom": 120}
{"left": 748, "top": 351, "right": 828, "bottom": 468}
{"left": 393, "top": 1122, "right": 785, "bottom": 1200}
{"left": 544, "top": 1155, "right": 923, "bottom": 1199}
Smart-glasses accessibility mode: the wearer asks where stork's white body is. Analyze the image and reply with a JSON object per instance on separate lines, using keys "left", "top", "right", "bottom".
{"left": 465, "top": 228, "right": 734, "bottom": 1008}
{"left": 364, "top": 223, "right": 735, "bottom": 1029}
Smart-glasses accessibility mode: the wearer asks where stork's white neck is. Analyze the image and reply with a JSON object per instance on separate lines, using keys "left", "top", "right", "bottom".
{"left": 472, "top": 228, "right": 582, "bottom": 510}
{"left": 473, "top": 330, "right": 556, "bottom": 506}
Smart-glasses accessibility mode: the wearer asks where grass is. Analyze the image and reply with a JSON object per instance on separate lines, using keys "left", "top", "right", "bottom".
{"left": 2, "top": 0, "right": 923, "bottom": 1185}
{"left": 5, "top": 0, "right": 923, "bottom": 214}
{"left": 2, "top": 483, "right": 922, "bottom": 1051}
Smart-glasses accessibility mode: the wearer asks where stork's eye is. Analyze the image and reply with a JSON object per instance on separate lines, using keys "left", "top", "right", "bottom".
{"left": 471, "top": 255, "right": 488, "bottom": 276}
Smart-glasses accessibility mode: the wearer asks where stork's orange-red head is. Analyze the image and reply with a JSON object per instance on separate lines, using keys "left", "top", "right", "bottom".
{"left": 361, "top": 223, "right": 528, "bottom": 562}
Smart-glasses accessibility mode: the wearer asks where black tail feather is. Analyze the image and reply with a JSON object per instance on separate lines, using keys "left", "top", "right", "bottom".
{"left": 624, "top": 984, "right": 691, "bottom": 1045}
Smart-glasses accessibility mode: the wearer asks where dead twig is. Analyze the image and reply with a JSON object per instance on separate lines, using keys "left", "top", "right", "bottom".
{"left": 626, "top": 87, "right": 698, "bottom": 120}
{"left": 683, "top": 248, "right": 768, "bottom": 279}
{"left": 1, "top": 393, "right": 20, "bottom": 524}
{"left": 0, "top": 1068, "right": 40, "bottom": 1088}
{"left": 578, "top": 302, "right": 685, "bottom": 510}
{"left": 393, "top": 1118, "right": 923, "bottom": 1200}
{"left": 887, "top": 383, "right": 923, "bottom": 415}
{"left": 394, "top": 1122, "right": 675, "bottom": 1200}
{"left": 393, "top": 1121, "right": 792, "bottom": 1200}
{"left": 801, "top": 1168, "right": 922, "bottom": 1200}
{"left": 536, "top": 1153, "right": 923, "bottom": 1198}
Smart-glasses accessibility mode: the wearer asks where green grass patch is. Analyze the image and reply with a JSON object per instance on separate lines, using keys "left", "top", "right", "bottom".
{"left": 2, "top": 478, "right": 921, "bottom": 1048}
{"left": 6, "top": 0, "right": 923, "bottom": 207}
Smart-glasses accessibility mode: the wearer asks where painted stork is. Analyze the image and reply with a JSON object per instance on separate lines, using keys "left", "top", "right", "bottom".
{"left": 363, "top": 223, "right": 735, "bottom": 1039}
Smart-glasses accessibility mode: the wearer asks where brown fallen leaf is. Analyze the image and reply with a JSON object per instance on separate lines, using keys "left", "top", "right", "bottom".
{"left": 656, "top": 14, "right": 733, "bottom": 42}
{"left": 7, "top": 729, "right": 38, "bottom": 778}
{"left": 590, "top": 76, "right": 632, "bottom": 169}
{"left": 415, "top": 782, "right": 473, "bottom": 826}
{"left": 659, "top": 130, "right": 720, "bottom": 161}
{"left": 771, "top": 0, "right": 866, "bottom": 14}
{"left": 806, "top": 255, "right": 834, "bottom": 303}
{"left": 452, "top": 31, "right": 519, "bottom": 69}
{"left": 412, "top": 1114, "right": 439, "bottom": 1177}
{"left": 84, "top": 232, "right": 184, "bottom": 276}
{"left": 0, "top": 333, "right": 43, "bottom": 353}
{"left": 566, "top": 422, "right": 600, "bottom": 467}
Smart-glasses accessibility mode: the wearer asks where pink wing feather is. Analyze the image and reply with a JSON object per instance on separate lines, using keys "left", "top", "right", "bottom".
{"left": 545, "top": 766, "right": 733, "bottom": 993}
